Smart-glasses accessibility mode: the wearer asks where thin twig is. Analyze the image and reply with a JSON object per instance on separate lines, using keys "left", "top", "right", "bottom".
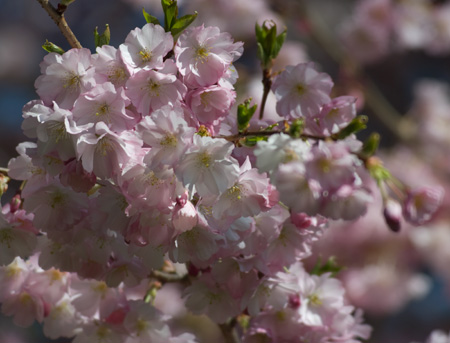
{"left": 150, "top": 270, "right": 188, "bottom": 283}
{"left": 0, "top": 167, "right": 9, "bottom": 176}
{"left": 259, "top": 68, "right": 273, "bottom": 120}
{"left": 35, "top": 0, "right": 82, "bottom": 49}
{"left": 215, "top": 130, "right": 328, "bottom": 143}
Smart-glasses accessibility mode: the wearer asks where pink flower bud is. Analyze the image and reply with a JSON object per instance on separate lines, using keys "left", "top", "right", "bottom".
{"left": 383, "top": 199, "right": 403, "bottom": 232}
{"left": 10, "top": 194, "right": 22, "bottom": 214}
{"left": 290, "top": 212, "right": 312, "bottom": 229}
{"left": 288, "top": 294, "right": 301, "bottom": 309}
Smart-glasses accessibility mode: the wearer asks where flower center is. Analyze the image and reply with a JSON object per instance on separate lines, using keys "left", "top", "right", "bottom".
{"left": 48, "top": 122, "right": 69, "bottom": 143}
{"left": 63, "top": 72, "right": 81, "bottom": 92}
{"left": 139, "top": 48, "right": 152, "bottom": 63}
{"left": 308, "top": 293, "right": 323, "bottom": 306}
{"left": 160, "top": 133, "right": 177, "bottom": 147}
{"left": 146, "top": 80, "right": 161, "bottom": 96}
{"left": 197, "top": 151, "right": 212, "bottom": 168}
{"left": 50, "top": 190, "right": 66, "bottom": 209}
{"left": 196, "top": 46, "right": 210, "bottom": 63}
{"left": 226, "top": 184, "right": 243, "bottom": 201}
{"left": 296, "top": 84, "right": 306, "bottom": 95}
{"left": 108, "top": 66, "right": 128, "bottom": 84}
{"left": 96, "top": 136, "right": 114, "bottom": 156}
{"left": 95, "top": 103, "right": 110, "bottom": 117}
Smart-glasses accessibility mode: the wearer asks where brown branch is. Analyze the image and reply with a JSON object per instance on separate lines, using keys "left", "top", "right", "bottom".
{"left": 35, "top": 0, "right": 82, "bottom": 49}
{"left": 259, "top": 68, "right": 273, "bottom": 120}
{"left": 215, "top": 130, "right": 328, "bottom": 143}
{"left": 150, "top": 270, "right": 189, "bottom": 283}
{"left": 0, "top": 167, "right": 9, "bottom": 176}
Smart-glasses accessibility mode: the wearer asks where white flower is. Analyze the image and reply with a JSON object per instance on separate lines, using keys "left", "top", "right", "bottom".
{"left": 176, "top": 135, "right": 239, "bottom": 196}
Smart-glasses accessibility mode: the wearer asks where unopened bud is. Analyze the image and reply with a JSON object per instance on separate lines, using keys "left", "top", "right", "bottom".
{"left": 10, "top": 194, "right": 21, "bottom": 213}
{"left": 383, "top": 199, "right": 402, "bottom": 232}
{"left": 288, "top": 294, "right": 301, "bottom": 309}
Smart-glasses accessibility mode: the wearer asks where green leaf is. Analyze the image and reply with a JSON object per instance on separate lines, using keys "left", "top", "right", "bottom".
{"left": 256, "top": 42, "right": 266, "bottom": 65}
{"left": 142, "top": 8, "right": 160, "bottom": 25}
{"left": 334, "top": 115, "right": 368, "bottom": 140}
{"left": 161, "top": 0, "right": 178, "bottom": 31}
{"left": 311, "top": 256, "right": 343, "bottom": 277}
{"left": 272, "top": 28, "right": 286, "bottom": 59}
{"left": 94, "top": 24, "right": 110, "bottom": 48}
{"left": 171, "top": 12, "right": 198, "bottom": 37}
{"left": 60, "top": 0, "right": 75, "bottom": 6}
{"left": 361, "top": 132, "right": 380, "bottom": 158}
{"left": 242, "top": 135, "right": 267, "bottom": 147}
{"left": 42, "top": 40, "right": 65, "bottom": 55}
{"left": 237, "top": 99, "right": 257, "bottom": 132}
{"left": 289, "top": 118, "right": 304, "bottom": 138}
{"left": 255, "top": 20, "right": 287, "bottom": 68}
{"left": 255, "top": 22, "right": 264, "bottom": 42}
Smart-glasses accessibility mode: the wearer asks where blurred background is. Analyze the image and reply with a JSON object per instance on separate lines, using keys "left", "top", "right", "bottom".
{"left": 1, "top": 0, "right": 450, "bottom": 342}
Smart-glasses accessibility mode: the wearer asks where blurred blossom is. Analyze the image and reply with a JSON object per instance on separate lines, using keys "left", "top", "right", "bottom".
{"left": 184, "top": 0, "right": 283, "bottom": 39}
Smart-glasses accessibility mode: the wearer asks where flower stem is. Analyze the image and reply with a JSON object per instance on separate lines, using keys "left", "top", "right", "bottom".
{"left": 35, "top": 0, "right": 82, "bottom": 49}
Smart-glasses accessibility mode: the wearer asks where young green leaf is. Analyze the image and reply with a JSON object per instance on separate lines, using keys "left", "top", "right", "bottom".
{"left": 361, "top": 132, "right": 380, "bottom": 158}
{"left": 94, "top": 24, "right": 110, "bottom": 48}
{"left": 237, "top": 99, "right": 257, "bottom": 132}
{"left": 255, "top": 21, "right": 287, "bottom": 68}
{"left": 242, "top": 135, "right": 267, "bottom": 147}
{"left": 161, "top": 0, "right": 178, "bottom": 31}
{"left": 42, "top": 40, "right": 65, "bottom": 55}
{"left": 289, "top": 118, "right": 304, "bottom": 138}
{"left": 142, "top": 8, "right": 161, "bottom": 25}
{"left": 334, "top": 115, "right": 368, "bottom": 140}
{"left": 60, "top": 0, "right": 76, "bottom": 6}
{"left": 171, "top": 12, "right": 198, "bottom": 37}
{"left": 311, "top": 256, "right": 343, "bottom": 277}
{"left": 272, "top": 28, "right": 286, "bottom": 59}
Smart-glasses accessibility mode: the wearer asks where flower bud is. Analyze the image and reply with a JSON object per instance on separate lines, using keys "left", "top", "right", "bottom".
{"left": 10, "top": 194, "right": 21, "bottom": 213}
{"left": 383, "top": 199, "right": 402, "bottom": 232}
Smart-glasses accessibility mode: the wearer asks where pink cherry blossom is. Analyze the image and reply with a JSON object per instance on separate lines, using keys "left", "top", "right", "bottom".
{"left": 186, "top": 85, "right": 236, "bottom": 124}
{"left": 126, "top": 61, "right": 187, "bottom": 115}
{"left": 35, "top": 48, "right": 97, "bottom": 109}
{"left": 138, "top": 105, "right": 195, "bottom": 168}
{"left": 272, "top": 62, "right": 333, "bottom": 119}
{"left": 175, "top": 25, "right": 243, "bottom": 88}
{"left": 71, "top": 82, "right": 136, "bottom": 133}
{"left": 403, "top": 186, "right": 444, "bottom": 225}
{"left": 119, "top": 23, "right": 173, "bottom": 71}
{"left": 176, "top": 135, "right": 239, "bottom": 196}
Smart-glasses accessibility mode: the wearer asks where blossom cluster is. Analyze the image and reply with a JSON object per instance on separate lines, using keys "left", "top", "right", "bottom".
{"left": 0, "top": 14, "right": 443, "bottom": 342}
{"left": 341, "top": 0, "right": 450, "bottom": 64}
